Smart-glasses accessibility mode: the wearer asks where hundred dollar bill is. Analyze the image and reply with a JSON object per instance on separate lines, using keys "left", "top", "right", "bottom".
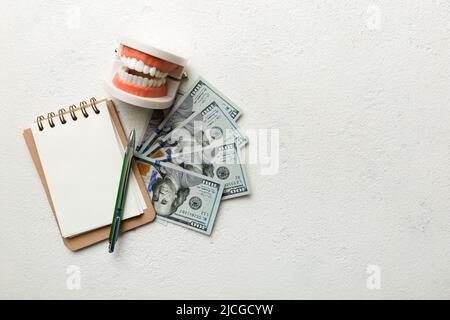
{"left": 142, "top": 101, "right": 248, "bottom": 158}
{"left": 137, "top": 160, "right": 224, "bottom": 235}
{"left": 137, "top": 77, "right": 243, "bottom": 155}
{"left": 139, "top": 142, "right": 250, "bottom": 200}
{"left": 136, "top": 109, "right": 165, "bottom": 152}
{"left": 191, "top": 77, "right": 242, "bottom": 120}
{"left": 136, "top": 89, "right": 185, "bottom": 152}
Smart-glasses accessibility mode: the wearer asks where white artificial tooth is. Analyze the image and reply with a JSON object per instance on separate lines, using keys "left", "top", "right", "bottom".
{"left": 128, "top": 58, "right": 137, "bottom": 70}
{"left": 143, "top": 78, "right": 149, "bottom": 87}
{"left": 155, "top": 70, "right": 160, "bottom": 78}
{"left": 135, "top": 60, "right": 144, "bottom": 73}
{"left": 149, "top": 79, "right": 154, "bottom": 86}
{"left": 138, "top": 76, "right": 144, "bottom": 86}
{"left": 143, "top": 65, "right": 150, "bottom": 74}
{"left": 162, "top": 77, "right": 166, "bottom": 84}
{"left": 119, "top": 71, "right": 125, "bottom": 81}
{"left": 133, "top": 75, "right": 139, "bottom": 84}
{"left": 125, "top": 73, "right": 131, "bottom": 83}
{"left": 156, "top": 79, "right": 161, "bottom": 87}
{"left": 121, "top": 56, "right": 127, "bottom": 65}
{"left": 150, "top": 67, "right": 156, "bottom": 77}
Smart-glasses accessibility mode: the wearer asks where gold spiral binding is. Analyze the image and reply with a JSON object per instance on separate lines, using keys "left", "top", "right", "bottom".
{"left": 80, "top": 101, "right": 89, "bottom": 118}
{"left": 35, "top": 97, "right": 106, "bottom": 131}
{"left": 37, "top": 116, "right": 45, "bottom": 131}
{"left": 90, "top": 97, "right": 100, "bottom": 114}
{"left": 58, "top": 108, "right": 67, "bottom": 124}
{"left": 47, "top": 112, "right": 56, "bottom": 128}
{"left": 69, "top": 105, "right": 78, "bottom": 120}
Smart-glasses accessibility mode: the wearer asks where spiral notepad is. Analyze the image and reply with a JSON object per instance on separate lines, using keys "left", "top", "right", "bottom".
{"left": 28, "top": 98, "right": 147, "bottom": 239}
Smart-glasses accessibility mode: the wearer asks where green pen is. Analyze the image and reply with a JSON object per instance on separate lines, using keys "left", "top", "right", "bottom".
{"left": 109, "top": 129, "right": 136, "bottom": 253}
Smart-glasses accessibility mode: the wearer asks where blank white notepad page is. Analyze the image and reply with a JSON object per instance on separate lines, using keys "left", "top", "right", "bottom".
{"left": 32, "top": 104, "right": 144, "bottom": 238}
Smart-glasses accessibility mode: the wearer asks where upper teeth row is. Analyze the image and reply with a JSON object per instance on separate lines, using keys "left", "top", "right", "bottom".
{"left": 120, "top": 56, "right": 168, "bottom": 78}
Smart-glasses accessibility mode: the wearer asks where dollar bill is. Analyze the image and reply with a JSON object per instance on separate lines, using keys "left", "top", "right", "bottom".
{"left": 137, "top": 160, "right": 224, "bottom": 235}
{"left": 136, "top": 89, "right": 185, "bottom": 152}
{"left": 192, "top": 77, "right": 242, "bottom": 120}
{"left": 137, "top": 77, "right": 243, "bottom": 155}
{"left": 136, "top": 109, "right": 166, "bottom": 152}
{"left": 139, "top": 142, "right": 250, "bottom": 200}
{"left": 141, "top": 101, "right": 248, "bottom": 158}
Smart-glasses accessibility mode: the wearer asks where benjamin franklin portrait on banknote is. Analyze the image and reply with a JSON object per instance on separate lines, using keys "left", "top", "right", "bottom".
{"left": 151, "top": 166, "right": 203, "bottom": 217}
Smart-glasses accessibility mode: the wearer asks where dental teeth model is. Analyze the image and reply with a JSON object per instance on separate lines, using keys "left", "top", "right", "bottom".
{"left": 114, "top": 45, "right": 178, "bottom": 98}
{"left": 105, "top": 35, "right": 187, "bottom": 109}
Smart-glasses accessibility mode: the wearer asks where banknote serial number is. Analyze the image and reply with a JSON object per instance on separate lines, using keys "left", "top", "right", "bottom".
{"left": 176, "top": 304, "right": 274, "bottom": 317}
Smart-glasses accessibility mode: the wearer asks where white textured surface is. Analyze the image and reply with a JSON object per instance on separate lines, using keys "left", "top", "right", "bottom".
{"left": 1, "top": 0, "right": 450, "bottom": 299}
